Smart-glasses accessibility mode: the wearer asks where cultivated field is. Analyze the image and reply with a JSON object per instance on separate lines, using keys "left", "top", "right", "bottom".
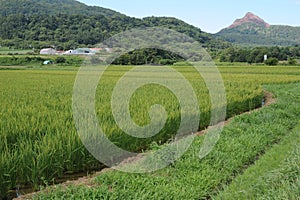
{"left": 0, "top": 65, "right": 300, "bottom": 199}
{"left": 31, "top": 82, "right": 300, "bottom": 200}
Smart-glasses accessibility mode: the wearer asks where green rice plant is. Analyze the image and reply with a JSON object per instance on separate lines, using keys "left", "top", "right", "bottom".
{"left": 32, "top": 82, "right": 300, "bottom": 200}
{"left": 0, "top": 65, "right": 299, "bottom": 198}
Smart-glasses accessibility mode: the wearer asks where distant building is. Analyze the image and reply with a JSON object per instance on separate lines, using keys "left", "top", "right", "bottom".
{"left": 63, "top": 50, "right": 77, "bottom": 55}
{"left": 56, "top": 51, "right": 64, "bottom": 55}
{"left": 40, "top": 48, "right": 57, "bottom": 55}
{"left": 90, "top": 48, "right": 103, "bottom": 53}
{"left": 63, "top": 48, "right": 95, "bottom": 55}
{"left": 76, "top": 48, "right": 93, "bottom": 54}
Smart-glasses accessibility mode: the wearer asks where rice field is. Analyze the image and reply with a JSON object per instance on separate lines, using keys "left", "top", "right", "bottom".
{"left": 0, "top": 65, "right": 300, "bottom": 199}
{"left": 31, "top": 82, "right": 300, "bottom": 200}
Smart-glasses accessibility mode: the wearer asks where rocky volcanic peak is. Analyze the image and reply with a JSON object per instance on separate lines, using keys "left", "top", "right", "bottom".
{"left": 228, "top": 12, "right": 270, "bottom": 29}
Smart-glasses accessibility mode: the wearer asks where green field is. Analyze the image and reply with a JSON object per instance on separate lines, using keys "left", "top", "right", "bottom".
{"left": 31, "top": 82, "right": 300, "bottom": 200}
{"left": 0, "top": 65, "right": 300, "bottom": 199}
{"left": 0, "top": 47, "right": 34, "bottom": 55}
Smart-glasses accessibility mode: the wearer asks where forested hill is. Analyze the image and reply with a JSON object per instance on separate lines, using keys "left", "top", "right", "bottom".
{"left": 0, "top": 0, "right": 123, "bottom": 17}
{"left": 217, "top": 24, "right": 300, "bottom": 46}
{"left": 216, "top": 12, "right": 300, "bottom": 46}
{"left": 0, "top": 0, "right": 229, "bottom": 51}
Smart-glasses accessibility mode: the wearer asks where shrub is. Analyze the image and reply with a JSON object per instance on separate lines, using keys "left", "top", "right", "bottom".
{"left": 265, "top": 58, "right": 279, "bottom": 66}
{"left": 90, "top": 56, "right": 101, "bottom": 65}
{"left": 55, "top": 57, "right": 66, "bottom": 64}
{"left": 159, "top": 59, "right": 176, "bottom": 65}
{"left": 288, "top": 57, "right": 297, "bottom": 65}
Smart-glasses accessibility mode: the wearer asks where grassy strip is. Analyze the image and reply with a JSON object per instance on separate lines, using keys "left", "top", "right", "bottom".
{"left": 214, "top": 121, "right": 300, "bottom": 200}
{"left": 30, "top": 82, "right": 300, "bottom": 199}
{"left": 0, "top": 55, "right": 83, "bottom": 67}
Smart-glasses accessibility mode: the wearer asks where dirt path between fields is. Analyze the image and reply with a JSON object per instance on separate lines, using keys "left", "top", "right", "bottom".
{"left": 15, "top": 91, "right": 275, "bottom": 200}
{"left": 197, "top": 90, "right": 275, "bottom": 136}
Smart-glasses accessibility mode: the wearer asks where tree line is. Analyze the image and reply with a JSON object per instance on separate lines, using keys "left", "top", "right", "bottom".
{"left": 111, "top": 48, "right": 183, "bottom": 65}
{"left": 217, "top": 46, "right": 300, "bottom": 64}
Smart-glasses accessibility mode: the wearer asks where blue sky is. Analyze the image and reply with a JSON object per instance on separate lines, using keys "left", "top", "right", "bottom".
{"left": 78, "top": 0, "right": 300, "bottom": 33}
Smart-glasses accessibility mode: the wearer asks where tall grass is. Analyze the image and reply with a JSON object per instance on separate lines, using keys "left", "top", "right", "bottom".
{"left": 214, "top": 121, "right": 300, "bottom": 199}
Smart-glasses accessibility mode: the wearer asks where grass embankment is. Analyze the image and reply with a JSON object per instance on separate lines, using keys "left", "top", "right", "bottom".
{"left": 29, "top": 82, "right": 300, "bottom": 199}
{"left": 214, "top": 121, "right": 300, "bottom": 199}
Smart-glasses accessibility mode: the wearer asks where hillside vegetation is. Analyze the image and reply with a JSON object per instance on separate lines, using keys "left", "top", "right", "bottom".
{"left": 0, "top": 0, "right": 123, "bottom": 17}
{"left": 217, "top": 23, "right": 300, "bottom": 46}
{"left": 0, "top": 0, "right": 228, "bottom": 51}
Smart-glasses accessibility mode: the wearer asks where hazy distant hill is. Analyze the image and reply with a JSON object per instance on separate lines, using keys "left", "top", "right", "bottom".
{"left": 0, "top": 0, "right": 229, "bottom": 51}
{"left": 216, "top": 12, "right": 300, "bottom": 46}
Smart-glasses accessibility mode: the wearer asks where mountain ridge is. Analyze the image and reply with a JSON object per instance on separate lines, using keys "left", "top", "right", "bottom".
{"left": 217, "top": 12, "right": 300, "bottom": 46}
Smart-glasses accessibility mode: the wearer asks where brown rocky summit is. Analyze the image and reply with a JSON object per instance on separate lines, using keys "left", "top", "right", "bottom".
{"left": 228, "top": 12, "right": 270, "bottom": 29}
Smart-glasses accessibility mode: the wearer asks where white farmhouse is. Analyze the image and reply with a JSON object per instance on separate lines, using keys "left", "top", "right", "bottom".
{"left": 40, "top": 48, "right": 57, "bottom": 55}
{"left": 63, "top": 48, "right": 95, "bottom": 55}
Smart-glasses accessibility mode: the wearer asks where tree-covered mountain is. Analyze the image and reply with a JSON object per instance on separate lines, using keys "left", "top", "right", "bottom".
{"left": 0, "top": 13, "right": 142, "bottom": 49}
{"left": 216, "top": 12, "right": 300, "bottom": 46}
{"left": 0, "top": 0, "right": 123, "bottom": 17}
{"left": 0, "top": 0, "right": 229, "bottom": 51}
